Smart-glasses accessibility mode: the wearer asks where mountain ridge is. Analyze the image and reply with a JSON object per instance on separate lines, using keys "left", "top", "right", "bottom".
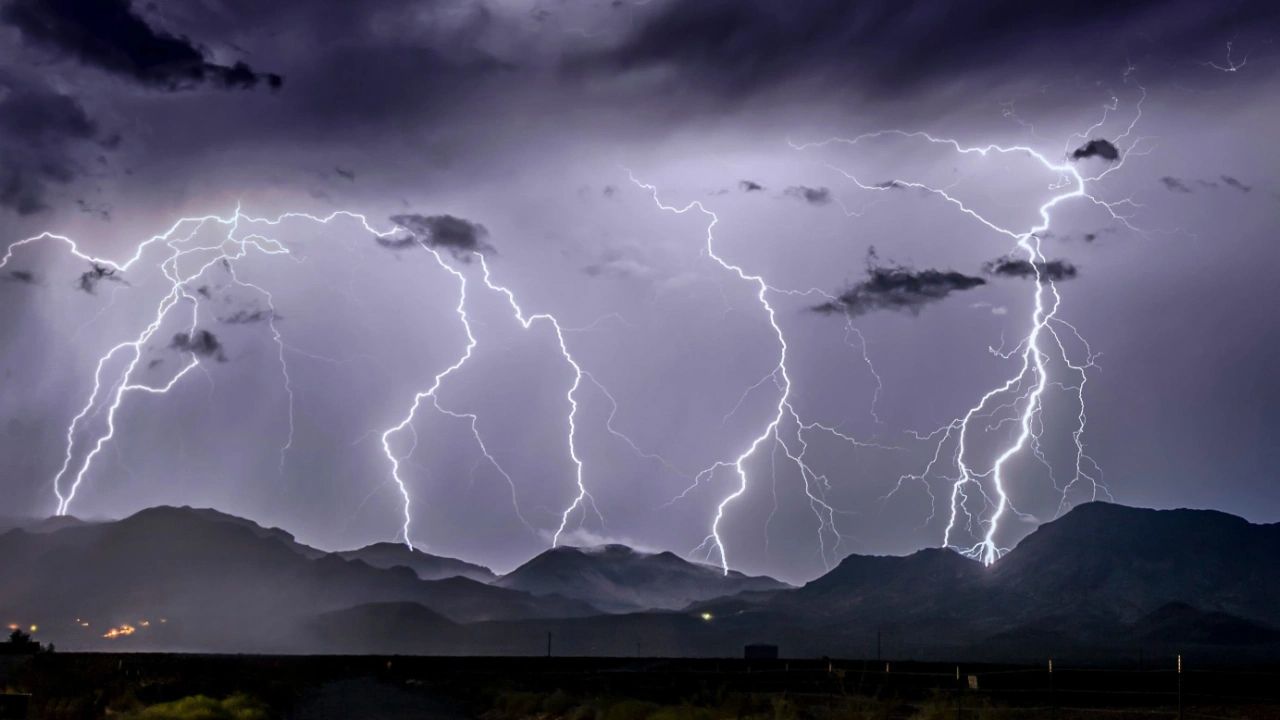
{"left": 5, "top": 501, "right": 1279, "bottom": 659}
{"left": 495, "top": 542, "right": 789, "bottom": 612}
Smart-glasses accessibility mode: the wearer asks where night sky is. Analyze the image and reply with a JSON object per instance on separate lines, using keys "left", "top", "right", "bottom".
{"left": 1, "top": 0, "right": 1277, "bottom": 583}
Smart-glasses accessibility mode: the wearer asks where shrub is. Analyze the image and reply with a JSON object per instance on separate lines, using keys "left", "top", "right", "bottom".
{"left": 126, "top": 693, "right": 269, "bottom": 720}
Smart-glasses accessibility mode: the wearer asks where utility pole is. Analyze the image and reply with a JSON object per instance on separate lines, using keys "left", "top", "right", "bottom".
{"left": 1049, "top": 658, "right": 1055, "bottom": 720}
{"left": 955, "top": 665, "right": 962, "bottom": 720}
{"left": 876, "top": 629, "right": 882, "bottom": 662}
{"left": 546, "top": 631, "right": 552, "bottom": 658}
{"left": 1177, "top": 654, "right": 1183, "bottom": 720}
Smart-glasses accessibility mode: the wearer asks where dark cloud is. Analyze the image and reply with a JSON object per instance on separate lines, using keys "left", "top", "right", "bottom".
{"left": 0, "top": 73, "right": 103, "bottom": 215}
{"left": 75, "top": 198, "right": 112, "bottom": 221}
{"left": 384, "top": 214, "right": 494, "bottom": 261}
{"left": 784, "top": 185, "right": 832, "bottom": 206}
{"left": 219, "top": 309, "right": 277, "bottom": 325}
{"left": 3, "top": 270, "right": 37, "bottom": 285}
{"left": 1070, "top": 139, "right": 1119, "bottom": 162}
{"left": 76, "top": 263, "right": 127, "bottom": 295}
{"left": 739, "top": 180, "right": 765, "bottom": 192}
{"left": 1220, "top": 175, "right": 1252, "bottom": 193}
{"left": 2, "top": 0, "right": 282, "bottom": 91}
{"left": 170, "top": 330, "right": 227, "bottom": 362}
{"left": 814, "top": 250, "right": 986, "bottom": 317}
{"left": 1168, "top": 175, "right": 1251, "bottom": 194}
{"left": 581, "top": 246, "right": 656, "bottom": 280}
{"left": 583, "top": 1, "right": 1280, "bottom": 100}
{"left": 984, "top": 257, "right": 1079, "bottom": 283}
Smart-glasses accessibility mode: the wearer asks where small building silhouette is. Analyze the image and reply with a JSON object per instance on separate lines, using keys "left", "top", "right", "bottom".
{"left": 744, "top": 643, "right": 778, "bottom": 660}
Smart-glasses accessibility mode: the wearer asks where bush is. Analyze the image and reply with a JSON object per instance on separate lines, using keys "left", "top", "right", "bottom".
{"left": 543, "top": 689, "right": 576, "bottom": 716}
{"left": 125, "top": 693, "right": 269, "bottom": 720}
{"left": 647, "top": 704, "right": 717, "bottom": 720}
{"left": 493, "top": 691, "right": 544, "bottom": 718}
{"left": 600, "top": 698, "right": 659, "bottom": 720}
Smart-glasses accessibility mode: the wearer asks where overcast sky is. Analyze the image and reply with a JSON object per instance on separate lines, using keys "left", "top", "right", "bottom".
{"left": 1, "top": 0, "right": 1277, "bottom": 582}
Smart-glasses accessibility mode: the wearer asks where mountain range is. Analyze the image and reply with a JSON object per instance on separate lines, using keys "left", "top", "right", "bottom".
{"left": 495, "top": 543, "right": 787, "bottom": 612}
{"left": 2, "top": 502, "right": 1277, "bottom": 660}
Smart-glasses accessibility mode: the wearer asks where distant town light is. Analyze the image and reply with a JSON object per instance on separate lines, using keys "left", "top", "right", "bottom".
{"left": 103, "top": 624, "right": 137, "bottom": 639}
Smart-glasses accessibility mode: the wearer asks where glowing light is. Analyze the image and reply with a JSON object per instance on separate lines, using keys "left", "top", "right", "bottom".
{"left": 700, "top": 612, "right": 714, "bottom": 621}
{"left": 102, "top": 624, "right": 136, "bottom": 639}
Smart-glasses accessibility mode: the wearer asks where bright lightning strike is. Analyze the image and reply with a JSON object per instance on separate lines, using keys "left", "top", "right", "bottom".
{"left": 628, "top": 172, "right": 888, "bottom": 575}
{"left": 0, "top": 207, "right": 574, "bottom": 552}
{"left": 474, "top": 254, "right": 604, "bottom": 547}
{"left": 792, "top": 90, "right": 1143, "bottom": 565}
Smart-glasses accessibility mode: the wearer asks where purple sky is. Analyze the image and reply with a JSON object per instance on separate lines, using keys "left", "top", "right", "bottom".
{"left": 1, "top": 0, "right": 1277, "bottom": 582}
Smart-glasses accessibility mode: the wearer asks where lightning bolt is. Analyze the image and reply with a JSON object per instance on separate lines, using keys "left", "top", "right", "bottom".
{"left": 1, "top": 208, "right": 553, "bottom": 550}
{"left": 629, "top": 172, "right": 892, "bottom": 574}
{"left": 1203, "top": 39, "right": 1247, "bottom": 73}
{"left": 792, "top": 87, "right": 1143, "bottom": 565}
{"left": 474, "top": 254, "right": 604, "bottom": 546}
{"left": 4, "top": 80, "right": 1146, "bottom": 573}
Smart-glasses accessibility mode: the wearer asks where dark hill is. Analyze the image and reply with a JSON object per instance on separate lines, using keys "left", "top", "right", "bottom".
{"left": 0, "top": 506, "right": 597, "bottom": 652}
{"left": 496, "top": 543, "right": 787, "bottom": 612}
{"left": 337, "top": 542, "right": 495, "bottom": 583}
{"left": 991, "top": 503, "right": 1280, "bottom": 625}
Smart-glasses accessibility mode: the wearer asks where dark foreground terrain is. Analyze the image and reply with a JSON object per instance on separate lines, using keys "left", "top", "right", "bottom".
{"left": 3, "top": 654, "right": 1280, "bottom": 720}
{"left": 5, "top": 503, "right": 1280, "bottom": 661}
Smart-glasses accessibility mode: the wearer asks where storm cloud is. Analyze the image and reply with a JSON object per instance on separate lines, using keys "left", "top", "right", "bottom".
{"left": 2, "top": 0, "right": 282, "bottom": 91}
{"left": 219, "top": 309, "right": 277, "bottom": 325}
{"left": 0, "top": 0, "right": 1276, "bottom": 586}
{"left": 170, "top": 330, "right": 227, "bottom": 362}
{"left": 76, "top": 263, "right": 127, "bottom": 295}
{"left": 385, "top": 214, "right": 494, "bottom": 261}
{"left": 0, "top": 73, "right": 103, "bottom": 215}
{"left": 1221, "top": 175, "right": 1252, "bottom": 193}
{"left": 3, "top": 270, "right": 37, "bottom": 285}
{"left": 585, "top": 0, "right": 1280, "bottom": 100}
{"left": 984, "top": 257, "right": 1080, "bottom": 283}
{"left": 1070, "top": 139, "right": 1120, "bottom": 162}
{"left": 814, "top": 253, "right": 986, "bottom": 317}
{"left": 784, "top": 185, "right": 832, "bottom": 206}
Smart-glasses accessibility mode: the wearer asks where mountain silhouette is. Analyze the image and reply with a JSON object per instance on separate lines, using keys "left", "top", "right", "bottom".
{"left": 495, "top": 543, "right": 788, "bottom": 612}
{"left": 5, "top": 502, "right": 1279, "bottom": 659}
{"left": 337, "top": 542, "right": 496, "bottom": 583}
{"left": 0, "top": 505, "right": 596, "bottom": 652}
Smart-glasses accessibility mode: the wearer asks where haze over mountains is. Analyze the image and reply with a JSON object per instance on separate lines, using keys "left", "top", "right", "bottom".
{"left": 2, "top": 502, "right": 1278, "bottom": 660}
{"left": 496, "top": 543, "right": 787, "bottom": 612}
{"left": 337, "top": 543, "right": 496, "bottom": 583}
